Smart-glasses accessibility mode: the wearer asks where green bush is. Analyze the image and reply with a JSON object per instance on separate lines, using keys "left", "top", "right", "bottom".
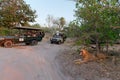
{"left": 0, "top": 27, "right": 11, "bottom": 36}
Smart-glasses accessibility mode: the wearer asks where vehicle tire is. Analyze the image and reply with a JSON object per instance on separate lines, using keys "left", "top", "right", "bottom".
{"left": 4, "top": 40, "right": 13, "bottom": 48}
{"left": 58, "top": 41, "right": 61, "bottom": 44}
{"left": 50, "top": 41, "right": 53, "bottom": 44}
{"left": 25, "top": 43, "right": 30, "bottom": 45}
{"left": 31, "top": 40, "right": 38, "bottom": 46}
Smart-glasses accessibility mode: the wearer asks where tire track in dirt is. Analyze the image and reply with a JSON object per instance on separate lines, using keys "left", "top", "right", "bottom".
{"left": 0, "top": 42, "right": 73, "bottom": 80}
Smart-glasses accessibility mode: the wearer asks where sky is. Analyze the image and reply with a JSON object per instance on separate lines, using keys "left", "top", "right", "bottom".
{"left": 24, "top": 0, "right": 75, "bottom": 26}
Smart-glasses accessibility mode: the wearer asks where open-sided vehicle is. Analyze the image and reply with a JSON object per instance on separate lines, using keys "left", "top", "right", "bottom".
{"left": 0, "top": 26, "right": 45, "bottom": 48}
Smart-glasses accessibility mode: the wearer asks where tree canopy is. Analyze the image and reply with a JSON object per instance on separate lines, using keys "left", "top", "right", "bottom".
{"left": 0, "top": 0, "right": 37, "bottom": 28}
{"left": 72, "top": 0, "right": 120, "bottom": 53}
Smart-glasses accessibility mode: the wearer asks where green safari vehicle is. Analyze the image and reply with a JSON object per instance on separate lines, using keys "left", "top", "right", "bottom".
{"left": 0, "top": 27, "right": 45, "bottom": 48}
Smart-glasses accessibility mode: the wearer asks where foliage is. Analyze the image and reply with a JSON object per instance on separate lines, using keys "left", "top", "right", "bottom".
{"left": 73, "top": 0, "right": 120, "bottom": 53}
{"left": 45, "top": 15, "right": 66, "bottom": 30}
{"left": 59, "top": 17, "right": 66, "bottom": 28}
{"left": 0, "top": 0, "right": 37, "bottom": 28}
{"left": 0, "top": 27, "right": 10, "bottom": 36}
{"left": 31, "top": 23, "right": 41, "bottom": 28}
{"left": 41, "top": 27, "right": 55, "bottom": 34}
{"left": 65, "top": 20, "right": 81, "bottom": 37}
{"left": 52, "top": 17, "right": 61, "bottom": 28}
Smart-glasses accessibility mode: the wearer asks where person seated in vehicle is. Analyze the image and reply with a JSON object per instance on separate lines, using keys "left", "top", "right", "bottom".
{"left": 24, "top": 31, "right": 31, "bottom": 37}
{"left": 31, "top": 31, "right": 37, "bottom": 37}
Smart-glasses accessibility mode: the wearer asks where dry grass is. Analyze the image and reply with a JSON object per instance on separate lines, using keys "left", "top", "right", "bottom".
{"left": 56, "top": 44, "right": 120, "bottom": 80}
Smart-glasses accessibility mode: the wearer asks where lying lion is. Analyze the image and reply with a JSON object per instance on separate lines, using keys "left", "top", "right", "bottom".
{"left": 74, "top": 49, "right": 107, "bottom": 64}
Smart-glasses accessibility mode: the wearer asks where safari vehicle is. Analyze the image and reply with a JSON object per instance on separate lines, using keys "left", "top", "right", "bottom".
{"left": 0, "top": 27, "right": 45, "bottom": 48}
{"left": 50, "top": 31, "right": 67, "bottom": 44}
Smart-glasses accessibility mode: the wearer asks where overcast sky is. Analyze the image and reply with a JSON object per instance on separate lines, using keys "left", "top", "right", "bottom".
{"left": 24, "top": 0, "right": 75, "bottom": 25}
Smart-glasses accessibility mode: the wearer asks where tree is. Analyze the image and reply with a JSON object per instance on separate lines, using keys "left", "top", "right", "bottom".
{"left": 52, "top": 17, "right": 66, "bottom": 30}
{"left": 74, "top": 0, "right": 120, "bottom": 53}
{"left": 66, "top": 20, "right": 81, "bottom": 37}
{"left": 31, "top": 23, "right": 41, "bottom": 28}
{"left": 59, "top": 17, "right": 66, "bottom": 29}
{"left": 52, "top": 17, "right": 60, "bottom": 28}
{"left": 46, "top": 14, "right": 54, "bottom": 27}
{"left": 0, "top": 0, "right": 37, "bottom": 28}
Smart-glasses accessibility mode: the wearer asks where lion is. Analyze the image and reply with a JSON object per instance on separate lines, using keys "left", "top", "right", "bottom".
{"left": 74, "top": 49, "right": 107, "bottom": 64}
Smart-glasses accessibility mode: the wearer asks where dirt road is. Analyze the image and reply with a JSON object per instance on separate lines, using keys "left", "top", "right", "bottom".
{"left": 0, "top": 42, "right": 72, "bottom": 80}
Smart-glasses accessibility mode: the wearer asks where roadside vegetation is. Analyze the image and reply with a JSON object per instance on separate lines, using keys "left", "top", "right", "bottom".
{"left": 56, "top": 0, "right": 120, "bottom": 80}
{"left": 67, "top": 0, "right": 120, "bottom": 53}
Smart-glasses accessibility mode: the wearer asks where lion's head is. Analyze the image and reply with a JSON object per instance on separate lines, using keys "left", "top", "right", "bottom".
{"left": 79, "top": 49, "right": 88, "bottom": 56}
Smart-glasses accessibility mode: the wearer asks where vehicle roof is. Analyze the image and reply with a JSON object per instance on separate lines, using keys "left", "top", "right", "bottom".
{"left": 13, "top": 26, "right": 42, "bottom": 31}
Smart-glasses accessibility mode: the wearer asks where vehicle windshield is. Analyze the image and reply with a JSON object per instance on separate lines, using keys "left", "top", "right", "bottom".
{"left": 53, "top": 35, "right": 61, "bottom": 38}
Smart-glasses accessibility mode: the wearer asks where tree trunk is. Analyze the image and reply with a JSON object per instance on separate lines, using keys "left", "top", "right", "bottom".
{"left": 106, "top": 40, "right": 109, "bottom": 53}
{"left": 96, "top": 38, "right": 100, "bottom": 55}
